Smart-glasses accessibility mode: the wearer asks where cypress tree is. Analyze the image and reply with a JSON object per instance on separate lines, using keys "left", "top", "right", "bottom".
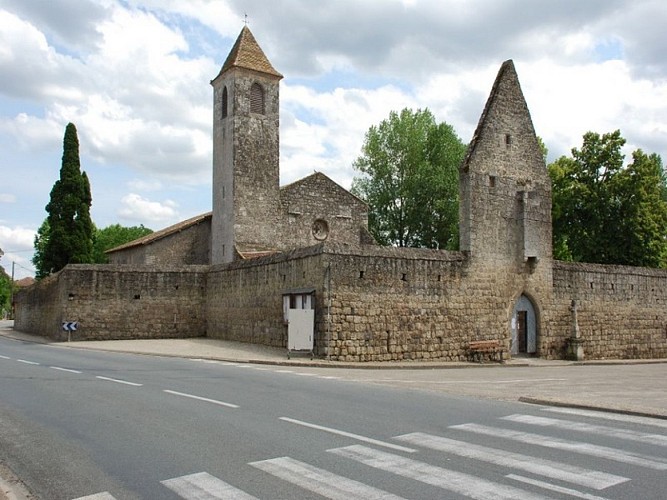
{"left": 41, "top": 123, "right": 94, "bottom": 275}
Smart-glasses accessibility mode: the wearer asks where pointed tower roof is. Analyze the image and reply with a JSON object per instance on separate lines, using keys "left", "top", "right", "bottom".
{"left": 213, "top": 26, "right": 283, "bottom": 81}
{"left": 461, "top": 59, "right": 541, "bottom": 173}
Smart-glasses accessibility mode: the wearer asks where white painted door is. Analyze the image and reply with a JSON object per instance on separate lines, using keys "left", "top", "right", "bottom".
{"left": 287, "top": 308, "right": 314, "bottom": 351}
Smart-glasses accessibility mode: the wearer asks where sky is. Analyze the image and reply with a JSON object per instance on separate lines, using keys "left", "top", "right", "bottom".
{"left": 1, "top": 0, "right": 666, "bottom": 279}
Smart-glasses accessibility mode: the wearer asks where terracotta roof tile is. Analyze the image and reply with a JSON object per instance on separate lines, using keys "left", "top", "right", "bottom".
{"left": 106, "top": 212, "right": 212, "bottom": 254}
{"left": 214, "top": 26, "right": 282, "bottom": 80}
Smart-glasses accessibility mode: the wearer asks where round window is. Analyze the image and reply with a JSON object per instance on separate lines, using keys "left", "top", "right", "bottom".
{"left": 312, "top": 219, "right": 329, "bottom": 240}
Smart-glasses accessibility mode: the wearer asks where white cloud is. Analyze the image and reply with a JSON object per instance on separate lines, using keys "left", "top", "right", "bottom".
{"left": 0, "top": 225, "right": 37, "bottom": 279}
{"left": 118, "top": 193, "right": 179, "bottom": 223}
{"left": 0, "top": 225, "right": 35, "bottom": 250}
{"left": 0, "top": 194, "right": 16, "bottom": 203}
{"left": 281, "top": 83, "right": 418, "bottom": 187}
{"left": 521, "top": 59, "right": 667, "bottom": 161}
{"left": 127, "top": 179, "right": 163, "bottom": 192}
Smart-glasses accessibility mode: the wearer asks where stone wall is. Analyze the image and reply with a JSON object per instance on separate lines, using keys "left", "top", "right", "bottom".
{"left": 13, "top": 272, "right": 62, "bottom": 338}
{"left": 323, "top": 244, "right": 471, "bottom": 361}
{"left": 549, "top": 261, "right": 667, "bottom": 359}
{"left": 15, "top": 250, "right": 667, "bottom": 361}
{"left": 15, "top": 265, "right": 208, "bottom": 341}
{"left": 206, "top": 245, "right": 326, "bottom": 348}
{"left": 108, "top": 220, "right": 211, "bottom": 266}
{"left": 279, "top": 173, "right": 370, "bottom": 248}
{"left": 206, "top": 242, "right": 511, "bottom": 362}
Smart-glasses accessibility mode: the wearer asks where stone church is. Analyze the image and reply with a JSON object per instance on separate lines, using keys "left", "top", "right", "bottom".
{"left": 16, "top": 27, "right": 667, "bottom": 362}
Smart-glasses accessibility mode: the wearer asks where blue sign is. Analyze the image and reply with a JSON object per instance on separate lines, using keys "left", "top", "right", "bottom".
{"left": 62, "top": 321, "right": 78, "bottom": 332}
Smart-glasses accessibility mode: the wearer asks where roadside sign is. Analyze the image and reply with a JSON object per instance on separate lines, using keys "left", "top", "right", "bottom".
{"left": 62, "top": 321, "right": 78, "bottom": 332}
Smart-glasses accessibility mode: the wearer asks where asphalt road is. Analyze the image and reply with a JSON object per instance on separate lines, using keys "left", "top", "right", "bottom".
{"left": 1, "top": 336, "right": 666, "bottom": 499}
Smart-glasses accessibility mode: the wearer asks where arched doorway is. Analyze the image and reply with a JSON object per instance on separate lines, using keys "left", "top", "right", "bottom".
{"left": 511, "top": 294, "right": 537, "bottom": 356}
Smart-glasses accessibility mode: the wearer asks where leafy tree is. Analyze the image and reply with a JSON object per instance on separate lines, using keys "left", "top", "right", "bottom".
{"left": 351, "top": 108, "right": 467, "bottom": 249}
{"left": 92, "top": 224, "right": 153, "bottom": 263}
{"left": 549, "top": 130, "right": 667, "bottom": 267}
{"left": 0, "top": 265, "right": 12, "bottom": 317}
{"left": 615, "top": 150, "right": 667, "bottom": 268}
{"left": 31, "top": 219, "right": 50, "bottom": 280}
{"left": 38, "top": 123, "right": 95, "bottom": 277}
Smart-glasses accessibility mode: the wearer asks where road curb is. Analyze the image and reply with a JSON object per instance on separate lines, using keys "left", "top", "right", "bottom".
{"left": 518, "top": 396, "right": 667, "bottom": 420}
{"left": 0, "top": 464, "right": 33, "bottom": 500}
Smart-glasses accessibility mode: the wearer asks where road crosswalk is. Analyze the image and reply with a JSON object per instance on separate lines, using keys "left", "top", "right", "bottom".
{"left": 72, "top": 407, "right": 667, "bottom": 500}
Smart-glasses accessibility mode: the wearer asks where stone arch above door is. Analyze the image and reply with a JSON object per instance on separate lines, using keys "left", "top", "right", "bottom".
{"left": 511, "top": 294, "right": 537, "bottom": 355}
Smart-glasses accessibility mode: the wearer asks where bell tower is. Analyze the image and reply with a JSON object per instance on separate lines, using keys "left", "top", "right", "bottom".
{"left": 210, "top": 26, "right": 283, "bottom": 264}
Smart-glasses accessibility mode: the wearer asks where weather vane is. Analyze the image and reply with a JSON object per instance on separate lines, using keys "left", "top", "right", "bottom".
{"left": 243, "top": 13, "right": 249, "bottom": 26}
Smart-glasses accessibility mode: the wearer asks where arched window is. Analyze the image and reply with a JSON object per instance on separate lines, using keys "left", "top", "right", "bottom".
{"left": 250, "top": 82, "right": 265, "bottom": 114}
{"left": 221, "top": 86, "right": 228, "bottom": 119}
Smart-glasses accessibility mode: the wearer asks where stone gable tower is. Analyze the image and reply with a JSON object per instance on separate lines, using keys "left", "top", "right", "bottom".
{"left": 460, "top": 60, "right": 552, "bottom": 269}
{"left": 210, "top": 26, "right": 283, "bottom": 264}
{"left": 459, "top": 60, "right": 553, "bottom": 356}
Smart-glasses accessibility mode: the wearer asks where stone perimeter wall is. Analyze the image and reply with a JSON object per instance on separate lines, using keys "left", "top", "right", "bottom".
{"left": 549, "top": 261, "right": 667, "bottom": 359}
{"left": 15, "top": 265, "right": 208, "bottom": 341}
{"left": 322, "top": 245, "right": 471, "bottom": 361}
{"left": 14, "top": 251, "right": 667, "bottom": 361}
{"left": 206, "top": 245, "right": 325, "bottom": 348}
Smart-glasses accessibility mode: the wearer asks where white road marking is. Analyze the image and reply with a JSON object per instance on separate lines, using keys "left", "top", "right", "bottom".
{"left": 95, "top": 376, "right": 142, "bottom": 387}
{"left": 17, "top": 359, "right": 40, "bottom": 365}
{"left": 544, "top": 407, "right": 667, "bottom": 429}
{"left": 503, "top": 414, "right": 667, "bottom": 446}
{"left": 161, "top": 471, "right": 257, "bottom": 499}
{"left": 279, "top": 417, "right": 416, "bottom": 453}
{"left": 192, "top": 359, "right": 230, "bottom": 365}
{"left": 451, "top": 423, "right": 667, "bottom": 470}
{"left": 50, "top": 366, "right": 82, "bottom": 374}
{"left": 276, "top": 369, "right": 294, "bottom": 373}
{"left": 396, "top": 432, "right": 627, "bottom": 490}
{"left": 507, "top": 474, "right": 611, "bottom": 500}
{"left": 163, "top": 390, "right": 239, "bottom": 409}
{"left": 250, "top": 456, "right": 406, "bottom": 500}
{"left": 71, "top": 492, "right": 118, "bottom": 500}
{"left": 0, "top": 354, "right": 10, "bottom": 359}
{"left": 294, "top": 372, "right": 318, "bottom": 377}
{"left": 329, "top": 445, "right": 551, "bottom": 500}
{"left": 319, "top": 376, "right": 341, "bottom": 380}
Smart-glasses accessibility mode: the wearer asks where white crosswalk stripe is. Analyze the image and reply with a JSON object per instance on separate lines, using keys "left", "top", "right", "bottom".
{"left": 503, "top": 414, "right": 667, "bottom": 446}
{"left": 161, "top": 472, "right": 258, "bottom": 499}
{"left": 249, "top": 456, "right": 406, "bottom": 499}
{"left": 71, "top": 493, "right": 117, "bottom": 500}
{"left": 451, "top": 422, "right": 667, "bottom": 470}
{"left": 507, "top": 474, "right": 611, "bottom": 500}
{"left": 395, "top": 431, "right": 628, "bottom": 490}
{"left": 328, "top": 444, "right": 553, "bottom": 499}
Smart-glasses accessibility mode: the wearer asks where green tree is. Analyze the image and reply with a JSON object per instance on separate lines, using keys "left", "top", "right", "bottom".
{"left": 31, "top": 219, "right": 50, "bottom": 280}
{"left": 351, "top": 108, "right": 466, "bottom": 249}
{"left": 38, "top": 123, "right": 95, "bottom": 277}
{"left": 615, "top": 150, "right": 667, "bottom": 268}
{"left": 0, "top": 265, "right": 12, "bottom": 317}
{"left": 92, "top": 224, "right": 153, "bottom": 263}
{"left": 549, "top": 130, "right": 667, "bottom": 267}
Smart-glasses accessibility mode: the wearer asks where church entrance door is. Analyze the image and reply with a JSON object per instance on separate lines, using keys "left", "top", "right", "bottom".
{"left": 511, "top": 295, "right": 537, "bottom": 356}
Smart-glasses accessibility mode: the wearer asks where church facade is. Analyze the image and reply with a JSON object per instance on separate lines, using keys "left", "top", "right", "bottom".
{"left": 15, "top": 27, "right": 667, "bottom": 362}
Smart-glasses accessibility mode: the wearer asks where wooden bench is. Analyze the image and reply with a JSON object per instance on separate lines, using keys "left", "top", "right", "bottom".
{"left": 468, "top": 340, "right": 505, "bottom": 363}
